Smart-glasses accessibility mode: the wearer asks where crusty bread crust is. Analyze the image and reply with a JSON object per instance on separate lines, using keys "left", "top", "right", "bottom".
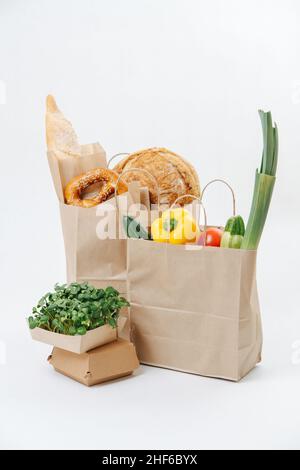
{"left": 114, "top": 147, "right": 200, "bottom": 206}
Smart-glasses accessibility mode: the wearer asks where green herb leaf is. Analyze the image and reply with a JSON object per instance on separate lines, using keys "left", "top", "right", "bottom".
{"left": 27, "top": 283, "right": 129, "bottom": 336}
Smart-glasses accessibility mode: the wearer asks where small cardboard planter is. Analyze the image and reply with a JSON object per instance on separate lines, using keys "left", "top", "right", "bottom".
{"left": 48, "top": 338, "right": 140, "bottom": 386}
{"left": 29, "top": 316, "right": 127, "bottom": 354}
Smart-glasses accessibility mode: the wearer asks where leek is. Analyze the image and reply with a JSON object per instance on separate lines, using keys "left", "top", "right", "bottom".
{"left": 241, "top": 110, "right": 278, "bottom": 250}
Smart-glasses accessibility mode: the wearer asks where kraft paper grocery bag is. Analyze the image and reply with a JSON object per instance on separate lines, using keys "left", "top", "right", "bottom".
{"left": 47, "top": 143, "right": 140, "bottom": 294}
{"left": 127, "top": 239, "right": 262, "bottom": 381}
{"left": 48, "top": 143, "right": 107, "bottom": 201}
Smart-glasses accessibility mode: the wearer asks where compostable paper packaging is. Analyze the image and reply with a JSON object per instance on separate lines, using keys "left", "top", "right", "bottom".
{"left": 48, "top": 338, "right": 140, "bottom": 386}
{"left": 127, "top": 239, "right": 262, "bottom": 382}
{"left": 47, "top": 143, "right": 140, "bottom": 294}
{"left": 30, "top": 316, "right": 127, "bottom": 354}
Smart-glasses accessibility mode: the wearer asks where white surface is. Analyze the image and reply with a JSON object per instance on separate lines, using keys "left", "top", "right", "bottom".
{"left": 1, "top": 0, "right": 300, "bottom": 450}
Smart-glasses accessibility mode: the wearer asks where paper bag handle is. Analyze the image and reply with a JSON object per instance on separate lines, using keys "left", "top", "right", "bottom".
{"left": 200, "top": 179, "right": 236, "bottom": 216}
{"left": 171, "top": 195, "right": 207, "bottom": 228}
{"left": 115, "top": 168, "right": 161, "bottom": 210}
{"left": 107, "top": 153, "right": 130, "bottom": 168}
{"left": 171, "top": 195, "right": 207, "bottom": 246}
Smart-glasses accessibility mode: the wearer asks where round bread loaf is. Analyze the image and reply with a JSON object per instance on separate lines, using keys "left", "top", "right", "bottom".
{"left": 113, "top": 147, "right": 200, "bottom": 206}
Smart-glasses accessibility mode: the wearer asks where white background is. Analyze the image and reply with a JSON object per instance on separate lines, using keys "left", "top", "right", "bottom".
{"left": 1, "top": 0, "right": 300, "bottom": 450}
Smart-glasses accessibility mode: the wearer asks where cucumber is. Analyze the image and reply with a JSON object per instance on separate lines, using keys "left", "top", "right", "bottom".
{"left": 221, "top": 215, "right": 245, "bottom": 249}
{"left": 123, "top": 216, "right": 150, "bottom": 240}
{"left": 224, "top": 216, "right": 235, "bottom": 233}
{"left": 231, "top": 216, "right": 245, "bottom": 236}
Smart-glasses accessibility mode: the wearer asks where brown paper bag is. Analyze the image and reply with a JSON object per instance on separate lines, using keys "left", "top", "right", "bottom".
{"left": 127, "top": 240, "right": 262, "bottom": 381}
{"left": 47, "top": 143, "right": 140, "bottom": 294}
{"left": 126, "top": 180, "right": 262, "bottom": 382}
{"left": 47, "top": 143, "right": 107, "bottom": 201}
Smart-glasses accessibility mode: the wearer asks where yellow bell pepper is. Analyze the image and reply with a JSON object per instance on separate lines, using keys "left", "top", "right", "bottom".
{"left": 151, "top": 208, "right": 200, "bottom": 244}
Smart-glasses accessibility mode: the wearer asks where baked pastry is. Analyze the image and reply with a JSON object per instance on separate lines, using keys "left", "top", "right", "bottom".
{"left": 113, "top": 147, "right": 200, "bottom": 206}
{"left": 64, "top": 168, "right": 128, "bottom": 208}
{"left": 46, "top": 95, "right": 81, "bottom": 158}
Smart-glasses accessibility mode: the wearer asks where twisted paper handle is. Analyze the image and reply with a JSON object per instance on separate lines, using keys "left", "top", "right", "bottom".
{"left": 200, "top": 179, "right": 236, "bottom": 217}
{"left": 107, "top": 152, "right": 130, "bottom": 169}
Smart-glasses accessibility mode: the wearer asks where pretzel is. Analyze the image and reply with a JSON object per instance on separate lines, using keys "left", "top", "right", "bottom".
{"left": 64, "top": 168, "right": 128, "bottom": 208}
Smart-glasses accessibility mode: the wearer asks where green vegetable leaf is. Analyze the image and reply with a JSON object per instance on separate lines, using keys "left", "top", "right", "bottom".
{"left": 27, "top": 283, "right": 129, "bottom": 336}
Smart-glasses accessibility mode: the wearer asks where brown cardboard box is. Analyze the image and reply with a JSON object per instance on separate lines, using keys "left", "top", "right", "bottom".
{"left": 30, "top": 316, "right": 127, "bottom": 354}
{"left": 48, "top": 339, "right": 140, "bottom": 386}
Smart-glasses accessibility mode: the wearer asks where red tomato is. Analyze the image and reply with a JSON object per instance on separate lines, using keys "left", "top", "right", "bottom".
{"left": 198, "top": 227, "right": 223, "bottom": 247}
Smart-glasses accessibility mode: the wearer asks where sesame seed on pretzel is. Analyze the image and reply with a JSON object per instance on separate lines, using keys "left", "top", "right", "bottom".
{"left": 64, "top": 168, "right": 128, "bottom": 208}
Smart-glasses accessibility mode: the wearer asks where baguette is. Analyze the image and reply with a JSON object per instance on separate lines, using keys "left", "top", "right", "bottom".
{"left": 46, "top": 95, "right": 81, "bottom": 159}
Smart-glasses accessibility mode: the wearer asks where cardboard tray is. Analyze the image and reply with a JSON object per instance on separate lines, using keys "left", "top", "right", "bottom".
{"left": 48, "top": 338, "right": 140, "bottom": 386}
{"left": 30, "top": 316, "right": 127, "bottom": 354}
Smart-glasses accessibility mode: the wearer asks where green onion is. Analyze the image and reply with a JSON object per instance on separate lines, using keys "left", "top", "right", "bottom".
{"left": 241, "top": 110, "right": 278, "bottom": 250}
